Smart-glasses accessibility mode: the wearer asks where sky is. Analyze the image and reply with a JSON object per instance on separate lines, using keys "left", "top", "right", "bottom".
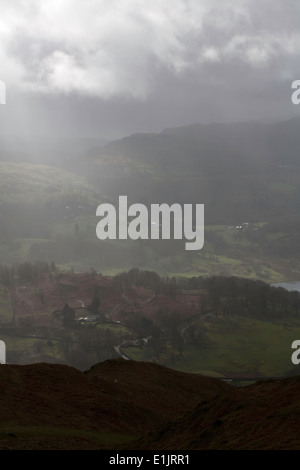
{"left": 0, "top": 0, "right": 300, "bottom": 142}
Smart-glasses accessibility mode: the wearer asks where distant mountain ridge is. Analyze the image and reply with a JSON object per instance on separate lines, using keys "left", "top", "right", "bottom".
{"left": 84, "top": 117, "right": 300, "bottom": 182}
{"left": 160, "top": 116, "right": 300, "bottom": 166}
{"left": 81, "top": 116, "right": 300, "bottom": 225}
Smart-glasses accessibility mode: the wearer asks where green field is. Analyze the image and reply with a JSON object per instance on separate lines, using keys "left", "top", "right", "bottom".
{"left": 0, "top": 161, "right": 95, "bottom": 205}
{"left": 122, "top": 314, "right": 300, "bottom": 378}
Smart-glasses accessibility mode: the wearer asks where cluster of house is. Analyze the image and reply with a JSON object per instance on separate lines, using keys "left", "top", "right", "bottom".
{"left": 227, "top": 222, "right": 250, "bottom": 230}
{"left": 226, "top": 222, "right": 261, "bottom": 231}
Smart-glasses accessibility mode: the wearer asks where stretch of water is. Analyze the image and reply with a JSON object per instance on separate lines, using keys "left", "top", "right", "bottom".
{"left": 271, "top": 281, "right": 300, "bottom": 293}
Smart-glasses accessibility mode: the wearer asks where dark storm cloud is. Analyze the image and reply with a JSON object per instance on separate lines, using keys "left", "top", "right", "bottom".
{"left": 0, "top": 0, "right": 299, "bottom": 138}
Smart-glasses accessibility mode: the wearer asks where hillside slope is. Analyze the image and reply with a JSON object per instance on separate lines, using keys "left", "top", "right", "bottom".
{"left": 135, "top": 375, "right": 300, "bottom": 450}
{"left": 0, "top": 359, "right": 230, "bottom": 450}
{"left": 0, "top": 359, "right": 299, "bottom": 450}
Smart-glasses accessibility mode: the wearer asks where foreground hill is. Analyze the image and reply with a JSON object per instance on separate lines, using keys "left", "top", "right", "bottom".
{"left": 0, "top": 359, "right": 230, "bottom": 450}
{"left": 0, "top": 359, "right": 299, "bottom": 450}
{"left": 135, "top": 374, "right": 300, "bottom": 450}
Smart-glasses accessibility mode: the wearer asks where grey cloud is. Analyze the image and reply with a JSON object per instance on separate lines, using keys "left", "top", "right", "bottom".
{"left": 1, "top": 0, "right": 299, "bottom": 98}
{"left": 0, "top": 0, "right": 299, "bottom": 140}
